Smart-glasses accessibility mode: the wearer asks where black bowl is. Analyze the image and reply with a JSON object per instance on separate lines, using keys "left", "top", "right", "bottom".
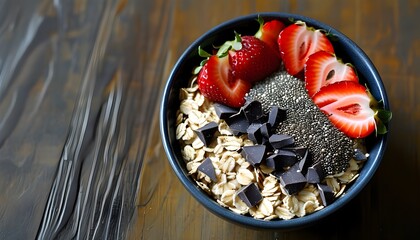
{"left": 160, "top": 12, "right": 390, "bottom": 230}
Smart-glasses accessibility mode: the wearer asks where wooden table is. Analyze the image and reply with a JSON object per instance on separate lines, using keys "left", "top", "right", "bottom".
{"left": 0, "top": 0, "right": 418, "bottom": 239}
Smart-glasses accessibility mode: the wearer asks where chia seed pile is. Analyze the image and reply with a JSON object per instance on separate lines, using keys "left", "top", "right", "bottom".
{"left": 246, "top": 71, "right": 354, "bottom": 175}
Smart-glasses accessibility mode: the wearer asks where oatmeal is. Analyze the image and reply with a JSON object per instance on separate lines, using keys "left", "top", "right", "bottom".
{"left": 175, "top": 73, "right": 366, "bottom": 220}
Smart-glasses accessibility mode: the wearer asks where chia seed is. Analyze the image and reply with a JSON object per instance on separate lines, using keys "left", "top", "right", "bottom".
{"left": 245, "top": 71, "right": 354, "bottom": 175}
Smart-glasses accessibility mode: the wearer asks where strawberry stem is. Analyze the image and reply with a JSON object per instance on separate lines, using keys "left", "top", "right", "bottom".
{"left": 255, "top": 16, "right": 264, "bottom": 39}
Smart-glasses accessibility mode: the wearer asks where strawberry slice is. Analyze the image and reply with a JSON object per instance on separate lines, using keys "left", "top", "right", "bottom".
{"left": 229, "top": 35, "right": 281, "bottom": 83}
{"left": 278, "top": 21, "right": 334, "bottom": 76}
{"left": 313, "top": 81, "right": 375, "bottom": 138}
{"left": 305, "top": 51, "right": 359, "bottom": 97}
{"left": 255, "top": 17, "right": 285, "bottom": 56}
{"left": 197, "top": 55, "right": 251, "bottom": 108}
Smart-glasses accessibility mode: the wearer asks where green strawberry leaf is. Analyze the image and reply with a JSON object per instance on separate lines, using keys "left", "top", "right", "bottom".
{"left": 376, "top": 109, "right": 392, "bottom": 123}
{"left": 366, "top": 87, "right": 392, "bottom": 135}
{"left": 193, "top": 46, "right": 211, "bottom": 75}
{"left": 198, "top": 46, "right": 211, "bottom": 58}
{"left": 193, "top": 65, "right": 202, "bottom": 75}
{"left": 325, "top": 31, "right": 339, "bottom": 42}
{"left": 217, "top": 43, "right": 232, "bottom": 57}
{"left": 375, "top": 117, "right": 388, "bottom": 135}
{"left": 216, "top": 31, "right": 242, "bottom": 57}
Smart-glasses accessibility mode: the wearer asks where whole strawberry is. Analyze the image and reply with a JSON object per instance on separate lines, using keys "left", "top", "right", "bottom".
{"left": 255, "top": 17, "right": 285, "bottom": 56}
{"left": 229, "top": 35, "right": 281, "bottom": 83}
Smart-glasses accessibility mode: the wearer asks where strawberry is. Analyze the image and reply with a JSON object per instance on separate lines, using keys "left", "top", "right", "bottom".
{"left": 313, "top": 81, "right": 375, "bottom": 138}
{"left": 304, "top": 51, "right": 359, "bottom": 97}
{"left": 255, "top": 17, "right": 285, "bottom": 56}
{"left": 197, "top": 55, "right": 251, "bottom": 108}
{"left": 278, "top": 21, "right": 334, "bottom": 76}
{"left": 229, "top": 35, "right": 281, "bottom": 83}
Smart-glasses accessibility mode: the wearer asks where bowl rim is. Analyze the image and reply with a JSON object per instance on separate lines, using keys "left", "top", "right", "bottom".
{"left": 160, "top": 12, "right": 390, "bottom": 229}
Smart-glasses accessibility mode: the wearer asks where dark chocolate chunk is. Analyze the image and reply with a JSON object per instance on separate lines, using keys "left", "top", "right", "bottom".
{"left": 241, "top": 145, "right": 267, "bottom": 166}
{"left": 194, "top": 122, "right": 218, "bottom": 146}
{"left": 197, "top": 157, "right": 217, "bottom": 182}
{"left": 247, "top": 123, "right": 263, "bottom": 144}
{"left": 259, "top": 122, "right": 271, "bottom": 140}
{"left": 272, "top": 169, "right": 285, "bottom": 179}
{"left": 317, "top": 184, "right": 335, "bottom": 206}
{"left": 271, "top": 164, "right": 300, "bottom": 180}
{"left": 353, "top": 148, "right": 368, "bottom": 161}
{"left": 278, "top": 150, "right": 298, "bottom": 166}
{"left": 284, "top": 146, "right": 307, "bottom": 160}
{"left": 236, "top": 183, "right": 263, "bottom": 207}
{"left": 279, "top": 164, "right": 307, "bottom": 195}
{"left": 243, "top": 100, "right": 263, "bottom": 123}
{"left": 266, "top": 150, "right": 298, "bottom": 171}
{"left": 297, "top": 149, "right": 312, "bottom": 175}
{"left": 306, "top": 167, "right": 322, "bottom": 183}
{"left": 265, "top": 154, "right": 280, "bottom": 171}
{"left": 226, "top": 110, "right": 249, "bottom": 135}
{"left": 214, "top": 103, "right": 238, "bottom": 119}
{"left": 269, "top": 134, "right": 295, "bottom": 149}
{"left": 316, "top": 163, "right": 326, "bottom": 179}
{"left": 305, "top": 168, "right": 320, "bottom": 184}
{"left": 306, "top": 163, "right": 325, "bottom": 184}
{"left": 255, "top": 114, "right": 268, "bottom": 124}
{"left": 268, "top": 106, "right": 287, "bottom": 128}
